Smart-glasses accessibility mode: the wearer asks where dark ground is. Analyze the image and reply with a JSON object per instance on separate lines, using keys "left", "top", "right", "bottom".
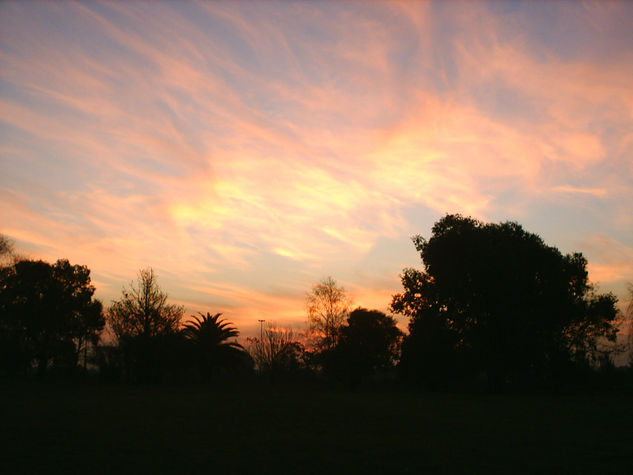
{"left": 1, "top": 382, "right": 631, "bottom": 474}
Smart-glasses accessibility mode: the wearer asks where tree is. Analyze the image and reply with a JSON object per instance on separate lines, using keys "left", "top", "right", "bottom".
{"left": 106, "top": 268, "right": 184, "bottom": 382}
{"left": 326, "top": 308, "right": 403, "bottom": 384}
{"left": 182, "top": 312, "right": 250, "bottom": 381}
{"left": 0, "top": 234, "right": 16, "bottom": 267}
{"left": 306, "top": 276, "right": 351, "bottom": 351}
{"left": 0, "top": 259, "right": 104, "bottom": 377}
{"left": 625, "top": 283, "right": 633, "bottom": 367}
{"left": 247, "top": 323, "right": 305, "bottom": 377}
{"left": 391, "top": 214, "right": 620, "bottom": 389}
{"left": 107, "top": 268, "right": 183, "bottom": 341}
{"left": 0, "top": 234, "right": 13, "bottom": 257}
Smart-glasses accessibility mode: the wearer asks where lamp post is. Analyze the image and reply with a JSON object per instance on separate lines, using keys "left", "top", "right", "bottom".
{"left": 258, "top": 319, "right": 265, "bottom": 340}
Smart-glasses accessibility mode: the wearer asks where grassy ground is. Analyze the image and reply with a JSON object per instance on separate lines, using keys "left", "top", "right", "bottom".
{"left": 1, "top": 382, "right": 631, "bottom": 474}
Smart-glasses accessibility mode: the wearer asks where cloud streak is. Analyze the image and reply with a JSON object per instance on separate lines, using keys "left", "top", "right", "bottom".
{"left": 1, "top": 1, "right": 632, "bottom": 331}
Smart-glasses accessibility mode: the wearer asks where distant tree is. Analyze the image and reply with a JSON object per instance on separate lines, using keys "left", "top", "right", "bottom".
{"left": 107, "top": 268, "right": 183, "bottom": 341}
{"left": 247, "top": 323, "right": 305, "bottom": 377}
{"left": 0, "top": 234, "right": 13, "bottom": 256}
{"left": 625, "top": 283, "right": 633, "bottom": 367}
{"left": 0, "top": 234, "right": 16, "bottom": 267}
{"left": 106, "top": 268, "right": 184, "bottom": 382}
{"left": 182, "top": 312, "right": 250, "bottom": 381}
{"left": 0, "top": 259, "right": 104, "bottom": 377}
{"left": 392, "top": 214, "right": 620, "bottom": 389}
{"left": 306, "top": 277, "right": 351, "bottom": 351}
{"left": 326, "top": 308, "right": 403, "bottom": 385}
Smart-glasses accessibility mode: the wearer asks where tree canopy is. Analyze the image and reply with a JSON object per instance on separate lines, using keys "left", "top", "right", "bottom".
{"left": 182, "top": 312, "right": 250, "bottom": 380}
{"left": 330, "top": 308, "right": 403, "bottom": 383}
{"left": 391, "top": 214, "right": 619, "bottom": 388}
{"left": 108, "top": 268, "right": 184, "bottom": 341}
{"left": 0, "top": 259, "right": 104, "bottom": 376}
{"left": 306, "top": 276, "right": 351, "bottom": 351}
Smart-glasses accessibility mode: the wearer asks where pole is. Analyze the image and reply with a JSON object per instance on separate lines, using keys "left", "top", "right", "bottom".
{"left": 258, "top": 319, "right": 265, "bottom": 340}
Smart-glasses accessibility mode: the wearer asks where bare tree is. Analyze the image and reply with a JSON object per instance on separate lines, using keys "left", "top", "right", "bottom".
{"left": 107, "top": 268, "right": 184, "bottom": 340}
{"left": 247, "top": 322, "right": 304, "bottom": 373}
{"left": 306, "top": 276, "right": 351, "bottom": 351}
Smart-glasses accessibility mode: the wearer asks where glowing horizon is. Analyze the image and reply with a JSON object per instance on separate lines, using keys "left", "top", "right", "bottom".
{"left": 1, "top": 1, "right": 632, "bottom": 336}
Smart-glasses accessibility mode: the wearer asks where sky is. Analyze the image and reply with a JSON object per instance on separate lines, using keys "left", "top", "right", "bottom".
{"left": 1, "top": 0, "right": 632, "bottom": 337}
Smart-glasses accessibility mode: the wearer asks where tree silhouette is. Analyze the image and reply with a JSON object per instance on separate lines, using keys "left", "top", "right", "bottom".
{"left": 625, "top": 283, "right": 633, "bottom": 367}
{"left": 182, "top": 312, "right": 249, "bottom": 381}
{"left": 0, "top": 259, "right": 104, "bottom": 377}
{"left": 306, "top": 276, "right": 351, "bottom": 351}
{"left": 247, "top": 323, "right": 305, "bottom": 377}
{"left": 107, "top": 268, "right": 184, "bottom": 382}
{"left": 324, "top": 308, "right": 403, "bottom": 385}
{"left": 108, "top": 268, "right": 183, "bottom": 340}
{"left": 0, "top": 234, "right": 16, "bottom": 267}
{"left": 0, "top": 234, "right": 13, "bottom": 257}
{"left": 392, "top": 214, "right": 620, "bottom": 389}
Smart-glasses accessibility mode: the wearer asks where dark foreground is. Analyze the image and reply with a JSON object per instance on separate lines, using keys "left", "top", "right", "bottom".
{"left": 1, "top": 382, "right": 631, "bottom": 474}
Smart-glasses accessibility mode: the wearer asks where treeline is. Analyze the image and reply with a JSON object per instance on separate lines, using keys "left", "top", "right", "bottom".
{"left": 1, "top": 216, "right": 632, "bottom": 391}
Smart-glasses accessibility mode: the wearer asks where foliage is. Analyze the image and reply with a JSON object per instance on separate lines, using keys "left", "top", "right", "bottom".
{"left": 0, "top": 259, "right": 104, "bottom": 376}
{"left": 625, "top": 283, "right": 633, "bottom": 367}
{"left": 391, "top": 214, "right": 620, "bottom": 389}
{"left": 107, "top": 268, "right": 184, "bottom": 340}
{"left": 0, "top": 234, "right": 13, "bottom": 258}
{"left": 106, "top": 268, "right": 184, "bottom": 382}
{"left": 247, "top": 323, "right": 305, "bottom": 377}
{"left": 306, "top": 276, "right": 351, "bottom": 351}
{"left": 182, "top": 312, "right": 251, "bottom": 380}
{"left": 323, "top": 308, "right": 403, "bottom": 384}
{"left": 0, "top": 234, "right": 17, "bottom": 267}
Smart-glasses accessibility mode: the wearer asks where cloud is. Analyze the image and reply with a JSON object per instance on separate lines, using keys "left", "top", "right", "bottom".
{"left": 579, "top": 236, "right": 633, "bottom": 286}
{"left": 552, "top": 186, "right": 607, "bottom": 197}
{"left": 2, "top": 1, "right": 632, "bottom": 335}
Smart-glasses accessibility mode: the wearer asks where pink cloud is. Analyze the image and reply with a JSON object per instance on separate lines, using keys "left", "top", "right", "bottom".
{"left": 2, "top": 1, "right": 632, "bottom": 334}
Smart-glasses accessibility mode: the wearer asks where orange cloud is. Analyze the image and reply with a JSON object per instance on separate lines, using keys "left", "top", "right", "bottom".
{"left": 2, "top": 1, "right": 632, "bottom": 336}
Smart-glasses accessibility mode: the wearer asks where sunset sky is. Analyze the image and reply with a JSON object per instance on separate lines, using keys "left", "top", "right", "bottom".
{"left": 1, "top": 1, "right": 632, "bottom": 336}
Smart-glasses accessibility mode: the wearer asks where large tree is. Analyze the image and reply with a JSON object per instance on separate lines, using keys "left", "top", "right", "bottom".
{"left": 306, "top": 276, "right": 351, "bottom": 351}
{"left": 0, "top": 259, "right": 104, "bottom": 376}
{"left": 391, "top": 214, "right": 619, "bottom": 388}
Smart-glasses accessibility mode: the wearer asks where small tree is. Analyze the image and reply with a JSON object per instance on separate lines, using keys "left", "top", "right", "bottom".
{"left": 625, "top": 283, "right": 633, "bottom": 367}
{"left": 0, "top": 234, "right": 16, "bottom": 267}
{"left": 182, "top": 312, "right": 249, "bottom": 381}
{"left": 247, "top": 323, "right": 305, "bottom": 376}
{"left": 0, "top": 234, "right": 13, "bottom": 257}
{"left": 325, "top": 308, "right": 403, "bottom": 385}
{"left": 107, "top": 268, "right": 183, "bottom": 341}
{"left": 306, "top": 277, "right": 351, "bottom": 351}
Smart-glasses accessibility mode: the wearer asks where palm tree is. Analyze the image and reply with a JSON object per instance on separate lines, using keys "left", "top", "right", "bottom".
{"left": 182, "top": 312, "right": 249, "bottom": 381}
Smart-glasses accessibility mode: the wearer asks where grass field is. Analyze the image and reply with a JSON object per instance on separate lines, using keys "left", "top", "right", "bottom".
{"left": 1, "top": 382, "right": 631, "bottom": 473}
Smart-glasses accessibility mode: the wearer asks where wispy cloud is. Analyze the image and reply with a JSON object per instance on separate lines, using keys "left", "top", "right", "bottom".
{"left": 552, "top": 186, "right": 607, "bottom": 197}
{"left": 2, "top": 1, "right": 632, "bottom": 331}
